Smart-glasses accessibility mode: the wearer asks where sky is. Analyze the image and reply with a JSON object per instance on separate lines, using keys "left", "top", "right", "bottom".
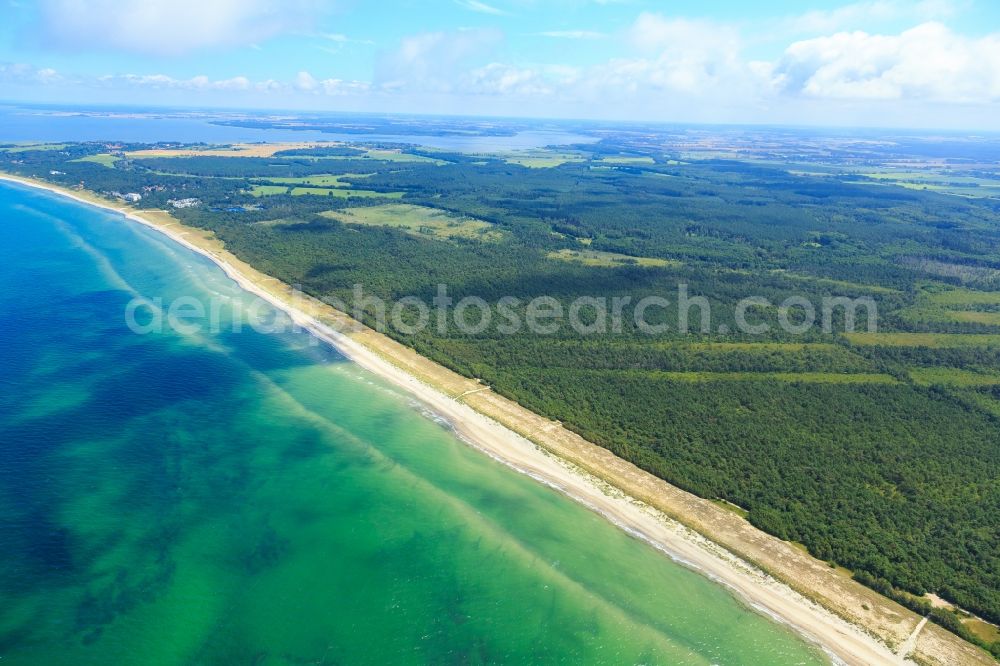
{"left": 2, "top": 0, "right": 1000, "bottom": 129}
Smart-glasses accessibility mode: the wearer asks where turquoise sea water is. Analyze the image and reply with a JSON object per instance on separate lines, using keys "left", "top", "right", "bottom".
{"left": 0, "top": 181, "right": 827, "bottom": 664}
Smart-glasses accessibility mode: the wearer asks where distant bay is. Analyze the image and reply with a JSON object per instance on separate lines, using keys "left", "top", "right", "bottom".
{"left": 0, "top": 107, "right": 595, "bottom": 151}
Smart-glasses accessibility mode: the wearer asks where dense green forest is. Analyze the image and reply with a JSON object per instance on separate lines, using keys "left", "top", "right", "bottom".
{"left": 3, "top": 137, "right": 999, "bottom": 656}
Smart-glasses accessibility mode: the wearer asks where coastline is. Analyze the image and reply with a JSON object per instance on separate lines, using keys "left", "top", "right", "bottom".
{"left": 1, "top": 173, "right": 990, "bottom": 666}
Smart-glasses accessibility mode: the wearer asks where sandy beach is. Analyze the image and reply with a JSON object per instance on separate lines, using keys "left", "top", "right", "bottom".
{"left": 2, "top": 173, "right": 992, "bottom": 666}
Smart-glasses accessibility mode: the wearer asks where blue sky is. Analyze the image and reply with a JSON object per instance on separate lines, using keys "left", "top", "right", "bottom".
{"left": 3, "top": 0, "right": 1000, "bottom": 128}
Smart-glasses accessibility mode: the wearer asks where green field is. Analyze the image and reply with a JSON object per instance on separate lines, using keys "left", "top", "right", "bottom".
{"left": 547, "top": 248, "right": 677, "bottom": 268}
{"left": 253, "top": 173, "right": 373, "bottom": 186}
{"left": 895, "top": 286, "right": 1000, "bottom": 326}
{"left": 600, "top": 156, "right": 656, "bottom": 165}
{"left": 680, "top": 342, "right": 839, "bottom": 351}
{"left": 321, "top": 203, "right": 501, "bottom": 241}
{"left": 364, "top": 149, "right": 446, "bottom": 164}
{"left": 853, "top": 170, "right": 1000, "bottom": 199}
{"left": 502, "top": 151, "right": 586, "bottom": 168}
{"left": 967, "top": 618, "right": 1000, "bottom": 645}
{"left": 71, "top": 153, "right": 118, "bottom": 167}
{"left": 928, "top": 288, "right": 1000, "bottom": 307}
{"left": 910, "top": 367, "right": 1000, "bottom": 387}
{"left": 644, "top": 371, "right": 898, "bottom": 384}
{"left": 249, "top": 184, "right": 402, "bottom": 198}
{"left": 250, "top": 184, "right": 290, "bottom": 196}
{"left": 948, "top": 310, "right": 1000, "bottom": 325}
{"left": 0, "top": 143, "right": 69, "bottom": 153}
{"left": 287, "top": 149, "right": 442, "bottom": 164}
{"left": 844, "top": 332, "right": 1000, "bottom": 347}
{"left": 290, "top": 186, "right": 402, "bottom": 198}
{"left": 773, "top": 271, "right": 902, "bottom": 295}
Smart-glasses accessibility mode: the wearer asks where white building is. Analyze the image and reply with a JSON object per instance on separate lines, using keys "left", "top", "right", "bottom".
{"left": 169, "top": 197, "right": 201, "bottom": 209}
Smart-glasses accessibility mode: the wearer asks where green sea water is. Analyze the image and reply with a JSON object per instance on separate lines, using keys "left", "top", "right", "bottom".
{"left": 0, "top": 181, "right": 828, "bottom": 665}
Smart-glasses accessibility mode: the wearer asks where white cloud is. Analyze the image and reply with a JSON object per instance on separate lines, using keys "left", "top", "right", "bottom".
{"left": 627, "top": 13, "right": 739, "bottom": 55}
{"left": 314, "top": 32, "right": 375, "bottom": 55}
{"left": 610, "top": 14, "right": 749, "bottom": 94}
{"left": 468, "top": 63, "right": 551, "bottom": 95}
{"left": 215, "top": 76, "right": 251, "bottom": 90}
{"left": 534, "top": 30, "right": 605, "bottom": 40}
{"left": 376, "top": 28, "right": 503, "bottom": 92}
{"left": 82, "top": 14, "right": 1000, "bottom": 111}
{"left": 454, "top": 0, "right": 507, "bottom": 16}
{"left": 374, "top": 15, "right": 756, "bottom": 103}
{"left": 319, "top": 78, "right": 370, "bottom": 95}
{"left": 781, "top": 0, "right": 957, "bottom": 35}
{"left": 773, "top": 22, "right": 1000, "bottom": 102}
{"left": 294, "top": 70, "right": 368, "bottom": 94}
{"left": 36, "top": 67, "right": 59, "bottom": 82}
{"left": 12, "top": 6, "right": 1000, "bottom": 126}
{"left": 321, "top": 33, "right": 375, "bottom": 45}
{"left": 255, "top": 79, "right": 285, "bottom": 93}
{"left": 109, "top": 73, "right": 255, "bottom": 91}
{"left": 785, "top": 1, "right": 903, "bottom": 34}
{"left": 0, "top": 62, "right": 63, "bottom": 84}
{"left": 101, "top": 70, "right": 368, "bottom": 97}
{"left": 295, "top": 70, "right": 318, "bottom": 91}
{"left": 522, "top": 12, "right": 1000, "bottom": 110}
{"left": 34, "top": 0, "right": 326, "bottom": 56}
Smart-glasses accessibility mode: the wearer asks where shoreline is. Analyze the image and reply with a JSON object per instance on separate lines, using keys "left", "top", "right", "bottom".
{"left": 1, "top": 173, "right": 988, "bottom": 665}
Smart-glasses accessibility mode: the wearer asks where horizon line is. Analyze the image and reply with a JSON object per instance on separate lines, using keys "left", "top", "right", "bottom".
{"left": 5, "top": 99, "right": 1000, "bottom": 138}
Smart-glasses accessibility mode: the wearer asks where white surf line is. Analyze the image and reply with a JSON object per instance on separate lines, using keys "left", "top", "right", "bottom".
{"left": 292, "top": 313, "right": 909, "bottom": 666}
